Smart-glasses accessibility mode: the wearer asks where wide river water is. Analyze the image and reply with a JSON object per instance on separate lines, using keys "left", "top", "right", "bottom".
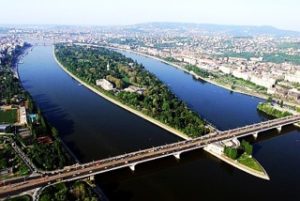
{"left": 19, "top": 46, "right": 300, "bottom": 201}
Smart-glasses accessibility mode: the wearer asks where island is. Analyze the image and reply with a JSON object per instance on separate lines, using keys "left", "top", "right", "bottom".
{"left": 204, "top": 139, "right": 269, "bottom": 180}
{"left": 54, "top": 43, "right": 269, "bottom": 180}
{"left": 54, "top": 43, "right": 208, "bottom": 139}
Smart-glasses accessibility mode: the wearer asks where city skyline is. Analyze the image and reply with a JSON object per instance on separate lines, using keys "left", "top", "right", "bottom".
{"left": 1, "top": 0, "right": 299, "bottom": 31}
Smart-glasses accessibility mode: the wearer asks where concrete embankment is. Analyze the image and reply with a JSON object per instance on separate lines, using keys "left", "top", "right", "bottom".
{"left": 54, "top": 44, "right": 269, "bottom": 180}
{"left": 204, "top": 146, "right": 270, "bottom": 180}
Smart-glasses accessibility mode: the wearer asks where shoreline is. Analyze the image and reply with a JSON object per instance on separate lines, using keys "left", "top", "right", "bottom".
{"left": 52, "top": 46, "right": 191, "bottom": 141}
{"left": 16, "top": 45, "right": 77, "bottom": 169}
{"left": 204, "top": 147, "right": 270, "bottom": 180}
{"left": 55, "top": 44, "right": 269, "bottom": 180}
{"left": 76, "top": 43, "right": 268, "bottom": 101}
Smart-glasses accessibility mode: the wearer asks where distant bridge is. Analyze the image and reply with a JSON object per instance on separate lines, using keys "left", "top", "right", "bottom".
{"left": 1, "top": 115, "right": 300, "bottom": 198}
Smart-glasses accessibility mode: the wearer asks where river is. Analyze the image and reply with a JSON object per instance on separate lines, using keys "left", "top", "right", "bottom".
{"left": 19, "top": 46, "right": 300, "bottom": 201}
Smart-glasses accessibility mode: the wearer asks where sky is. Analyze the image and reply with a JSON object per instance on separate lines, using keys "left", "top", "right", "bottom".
{"left": 1, "top": 0, "right": 299, "bottom": 31}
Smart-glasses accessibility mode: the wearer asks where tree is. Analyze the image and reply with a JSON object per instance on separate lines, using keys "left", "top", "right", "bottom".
{"left": 280, "top": 100, "right": 284, "bottom": 108}
{"left": 224, "top": 147, "right": 238, "bottom": 159}
{"left": 241, "top": 140, "right": 253, "bottom": 155}
{"left": 267, "top": 96, "right": 273, "bottom": 103}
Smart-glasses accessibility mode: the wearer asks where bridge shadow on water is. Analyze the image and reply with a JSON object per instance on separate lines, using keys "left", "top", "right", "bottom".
{"left": 94, "top": 121, "right": 300, "bottom": 201}
{"left": 27, "top": 93, "right": 88, "bottom": 161}
{"left": 241, "top": 124, "right": 299, "bottom": 155}
{"left": 95, "top": 149, "right": 205, "bottom": 200}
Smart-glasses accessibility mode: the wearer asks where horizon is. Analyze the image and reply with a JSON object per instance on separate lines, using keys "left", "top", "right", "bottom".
{"left": 1, "top": 0, "right": 299, "bottom": 32}
{"left": 0, "top": 21, "right": 298, "bottom": 34}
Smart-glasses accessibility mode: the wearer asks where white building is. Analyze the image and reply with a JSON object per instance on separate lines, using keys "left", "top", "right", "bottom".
{"left": 19, "top": 107, "right": 27, "bottom": 125}
{"left": 284, "top": 73, "right": 300, "bottom": 84}
{"left": 232, "top": 70, "right": 250, "bottom": 80}
{"left": 123, "top": 85, "right": 145, "bottom": 95}
{"left": 219, "top": 65, "right": 232, "bottom": 74}
{"left": 250, "top": 75, "right": 276, "bottom": 89}
{"left": 96, "top": 79, "right": 114, "bottom": 91}
{"left": 183, "top": 57, "right": 197, "bottom": 65}
{"left": 205, "top": 143, "right": 224, "bottom": 155}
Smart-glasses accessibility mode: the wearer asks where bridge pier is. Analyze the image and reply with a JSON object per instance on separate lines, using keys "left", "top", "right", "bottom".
{"left": 253, "top": 132, "right": 258, "bottom": 139}
{"left": 174, "top": 152, "right": 181, "bottom": 160}
{"left": 276, "top": 126, "right": 282, "bottom": 132}
{"left": 89, "top": 175, "right": 94, "bottom": 181}
{"left": 129, "top": 163, "right": 137, "bottom": 171}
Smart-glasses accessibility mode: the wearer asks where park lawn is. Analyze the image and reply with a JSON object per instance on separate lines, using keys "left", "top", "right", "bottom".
{"left": 238, "top": 153, "right": 263, "bottom": 172}
{"left": 0, "top": 109, "right": 18, "bottom": 124}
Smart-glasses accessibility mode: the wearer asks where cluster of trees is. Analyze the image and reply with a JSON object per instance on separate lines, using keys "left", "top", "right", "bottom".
{"left": 0, "top": 142, "right": 30, "bottom": 177}
{"left": 23, "top": 93, "right": 71, "bottom": 170}
{"left": 165, "top": 57, "right": 181, "bottom": 63}
{"left": 221, "top": 50, "right": 300, "bottom": 65}
{"left": 0, "top": 44, "right": 70, "bottom": 171}
{"left": 0, "top": 45, "right": 30, "bottom": 105}
{"left": 55, "top": 44, "right": 208, "bottom": 137}
{"left": 224, "top": 140, "right": 253, "bottom": 160}
{"left": 185, "top": 64, "right": 212, "bottom": 78}
{"left": 185, "top": 64, "right": 267, "bottom": 94}
{"left": 40, "top": 181, "right": 98, "bottom": 201}
{"left": 263, "top": 53, "right": 300, "bottom": 65}
{"left": 257, "top": 102, "right": 291, "bottom": 118}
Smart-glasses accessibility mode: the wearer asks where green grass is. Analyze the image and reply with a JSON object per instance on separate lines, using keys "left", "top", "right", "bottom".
{"left": 0, "top": 109, "right": 18, "bottom": 124}
{"left": 257, "top": 103, "right": 292, "bottom": 118}
{"left": 238, "top": 153, "right": 263, "bottom": 172}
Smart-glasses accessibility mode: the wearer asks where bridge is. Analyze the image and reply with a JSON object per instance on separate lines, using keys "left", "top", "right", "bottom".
{"left": 1, "top": 115, "right": 300, "bottom": 198}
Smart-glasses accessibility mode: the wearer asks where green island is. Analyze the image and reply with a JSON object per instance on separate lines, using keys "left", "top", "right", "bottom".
{"left": 257, "top": 102, "right": 292, "bottom": 118}
{"left": 54, "top": 44, "right": 208, "bottom": 138}
{"left": 224, "top": 140, "right": 264, "bottom": 172}
{"left": 39, "top": 181, "right": 98, "bottom": 201}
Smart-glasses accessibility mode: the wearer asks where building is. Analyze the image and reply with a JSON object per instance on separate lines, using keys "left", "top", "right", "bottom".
{"left": 284, "top": 73, "right": 300, "bottom": 84}
{"left": 250, "top": 75, "right": 275, "bottom": 89}
{"left": 19, "top": 106, "right": 27, "bottom": 125}
{"left": 288, "top": 88, "right": 300, "bottom": 102}
{"left": 205, "top": 143, "right": 224, "bottom": 155}
{"left": 232, "top": 70, "right": 250, "bottom": 80}
{"left": 219, "top": 65, "right": 232, "bottom": 74}
{"left": 123, "top": 85, "right": 145, "bottom": 95}
{"left": 183, "top": 56, "right": 197, "bottom": 65}
{"left": 96, "top": 79, "right": 114, "bottom": 91}
{"left": 273, "top": 85, "right": 289, "bottom": 97}
{"left": 0, "top": 124, "right": 11, "bottom": 133}
{"left": 18, "top": 127, "right": 31, "bottom": 139}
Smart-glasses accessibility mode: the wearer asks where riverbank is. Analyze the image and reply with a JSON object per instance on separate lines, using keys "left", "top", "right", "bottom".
{"left": 52, "top": 47, "right": 191, "bottom": 141}
{"left": 13, "top": 46, "right": 73, "bottom": 171}
{"left": 75, "top": 43, "right": 269, "bottom": 102}
{"left": 204, "top": 146, "right": 270, "bottom": 180}
{"left": 55, "top": 44, "right": 270, "bottom": 180}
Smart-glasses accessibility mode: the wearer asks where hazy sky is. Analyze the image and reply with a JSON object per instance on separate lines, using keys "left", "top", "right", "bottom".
{"left": 1, "top": 0, "right": 299, "bottom": 31}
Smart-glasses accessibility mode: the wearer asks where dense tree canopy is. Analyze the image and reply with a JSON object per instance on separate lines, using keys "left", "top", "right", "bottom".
{"left": 55, "top": 44, "right": 208, "bottom": 137}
